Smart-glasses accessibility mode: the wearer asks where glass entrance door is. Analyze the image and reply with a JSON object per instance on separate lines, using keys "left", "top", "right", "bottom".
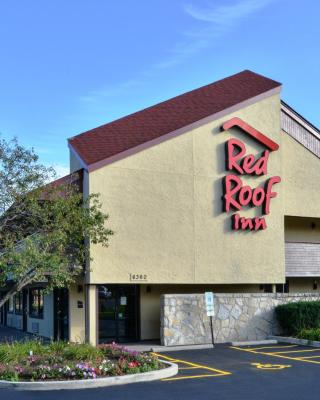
{"left": 98, "top": 285, "right": 139, "bottom": 343}
{"left": 54, "top": 288, "right": 69, "bottom": 341}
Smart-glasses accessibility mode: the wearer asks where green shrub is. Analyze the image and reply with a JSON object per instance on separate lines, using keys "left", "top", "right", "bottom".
{"left": 62, "top": 343, "right": 103, "bottom": 361}
{"left": 297, "top": 328, "right": 320, "bottom": 342}
{"left": 275, "top": 301, "right": 320, "bottom": 335}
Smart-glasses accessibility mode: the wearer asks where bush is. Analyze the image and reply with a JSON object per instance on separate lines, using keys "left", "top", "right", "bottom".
{"left": 297, "top": 328, "right": 320, "bottom": 342}
{"left": 275, "top": 301, "right": 320, "bottom": 335}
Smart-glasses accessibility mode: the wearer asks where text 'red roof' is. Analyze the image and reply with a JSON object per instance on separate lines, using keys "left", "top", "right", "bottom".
{"left": 69, "top": 70, "right": 281, "bottom": 167}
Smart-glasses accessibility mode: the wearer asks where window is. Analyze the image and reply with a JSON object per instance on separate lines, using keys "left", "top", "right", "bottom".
{"left": 14, "top": 292, "right": 23, "bottom": 314}
{"left": 8, "top": 296, "right": 14, "bottom": 313}
{"left": 29, "top": 288, "right": 44, "bottom": 319}
{"left": 276, "top": 280, "right": 289, "bottom": 293}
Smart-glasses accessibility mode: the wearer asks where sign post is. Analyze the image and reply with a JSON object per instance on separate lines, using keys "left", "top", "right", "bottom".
{"left": 204, "top": 292, "right": 215, "bottom": 348}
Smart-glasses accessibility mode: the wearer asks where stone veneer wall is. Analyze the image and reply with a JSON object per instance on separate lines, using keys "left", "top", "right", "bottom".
{"left": 160, "top": 293, "right": 320, "bottom": 346}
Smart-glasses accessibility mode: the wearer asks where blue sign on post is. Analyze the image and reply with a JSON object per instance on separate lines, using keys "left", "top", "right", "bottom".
{"left": 204, "top": 292, "right": 214, "bottom": 316}
{"left": 204, "top": 292, "right": 215, "bottom": 347}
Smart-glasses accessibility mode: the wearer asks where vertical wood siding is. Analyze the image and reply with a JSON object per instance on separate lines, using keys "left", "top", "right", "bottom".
{"left": 281, "top": 110, "right": 320, "bottom": 158}
{"left": 285, "top": 242, "right": 320, "bottom": 277}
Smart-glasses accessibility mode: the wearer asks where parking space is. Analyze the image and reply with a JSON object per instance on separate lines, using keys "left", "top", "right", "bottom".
{"left": 154, "top": 344, "right": 300, "bottom": 380}
{"left": 155, "top": 344, "right": 320, "bottom": 381}
{"left": 3, "top": 344, "right": 320, "bottom": 400}
{"left": 231, "top": 343, "right": 320, "bottom": 365}
{"left": 152, "top": 352, "right": 231, "bottom": 381}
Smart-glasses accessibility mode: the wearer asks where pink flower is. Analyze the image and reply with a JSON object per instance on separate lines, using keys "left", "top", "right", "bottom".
{"left": 14, "top": 365, "right": 24, "bottom": 374}
{"left": 128, "top": 361, "right": 140, "bottom": 368}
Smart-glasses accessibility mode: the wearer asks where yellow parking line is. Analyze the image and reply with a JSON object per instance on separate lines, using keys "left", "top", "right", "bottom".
{"left": 152, "top": 352, "right": 231, "bottom": 375}
{"left": 162, "top": 374, "right": 225, "bottom": 381}
{"left": 231, "top": 346, "right": 320, "bottom": 365}
{"left": 152, "top": 353, "right": 177, "bottom": 361}
{"left": 270, "top": 354, "right": 320, "bottom": 365}
{"left": 298, "top": 355, "right": 320, "bottom": 359}
{"left": 271, "top": 349, "right": 320, "bottom": 355}
{"left": 178, "top": 366, "right": 200, "bottom": 370}
{"left": 153, "top": 353, "right": 190, "bottom": 365}
{"left": 166, "top": 360, "right": 195, "bottom": 366}
{"left": 248, "top": 345, "right": 298, "bottom": 351}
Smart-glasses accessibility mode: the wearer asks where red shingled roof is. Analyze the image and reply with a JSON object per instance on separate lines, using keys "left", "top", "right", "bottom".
{"left": 69, "top": 70, "right": 281, "bottom": 167}
{"left": 40, "top": 170, "right": 83, "bottom": 200}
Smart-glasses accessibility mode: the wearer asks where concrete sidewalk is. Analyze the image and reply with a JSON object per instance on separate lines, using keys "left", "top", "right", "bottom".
{"left": 0, "top": 326, "right": 39, "bottom": 343}
{"left": 123, "top": 341, "right": 215, "bottom": 352}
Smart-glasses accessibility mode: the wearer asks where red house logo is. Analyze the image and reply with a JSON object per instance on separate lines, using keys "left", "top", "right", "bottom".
{"left": 221, "top": 117, "right": 281, "bottom": 231}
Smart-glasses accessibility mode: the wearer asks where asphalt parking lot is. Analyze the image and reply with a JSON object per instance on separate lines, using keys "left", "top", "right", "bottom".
{"left": 2, "top": 343, "right": 320, "bottom": 400}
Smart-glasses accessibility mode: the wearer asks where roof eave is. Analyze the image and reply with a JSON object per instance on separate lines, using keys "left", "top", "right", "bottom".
{"left": 281, "top": 101, "right": 320, "bottom": 140}
{"left": 68, "top": 142, "right": 89, "bottom": 172}
{"left": 81, "top": 85, "right": 281, "bottom": 173}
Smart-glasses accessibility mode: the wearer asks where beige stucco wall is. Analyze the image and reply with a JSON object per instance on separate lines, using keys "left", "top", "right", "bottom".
{"left": 288, "top": 278, "right": 320, "bottom": 293}
{"left": 87, "top": 93, "right": 286, "bottom": 285}
{"left": 86, "top": 285, "right": 97, "bottom": 345}
{"left": 69, "top": 281, "right": 86, "bottom": 343}
{"left": 282, "top": 134, "right": 320, "bottom": 218}
{"left": 285, "top": 216, "right": 320, "bottom": 243}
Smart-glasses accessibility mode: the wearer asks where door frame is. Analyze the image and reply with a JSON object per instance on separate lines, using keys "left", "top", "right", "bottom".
{"left": 98, "top": 284, "right": 140, "bottom": 343}
{"left": 54, "top": 288, "right": 69, "bottom": 341}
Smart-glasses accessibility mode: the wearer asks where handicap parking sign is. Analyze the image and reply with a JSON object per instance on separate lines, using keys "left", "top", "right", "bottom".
{"left": 204, "top": 292, "right": 214, "bottom": 316}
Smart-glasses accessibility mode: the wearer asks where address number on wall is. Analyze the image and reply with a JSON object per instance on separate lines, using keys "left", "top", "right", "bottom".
{"left": 130, "top": 273, "right": 148, "bottom": 281}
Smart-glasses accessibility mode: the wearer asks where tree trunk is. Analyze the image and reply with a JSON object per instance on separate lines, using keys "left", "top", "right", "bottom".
{"left": 0, "top": 277, "right": 33, "bottom": 310}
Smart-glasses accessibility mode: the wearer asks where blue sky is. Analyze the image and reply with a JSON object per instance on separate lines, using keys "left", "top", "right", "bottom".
{"left": 1, "top": 0, "right": 319, "bottom": 176}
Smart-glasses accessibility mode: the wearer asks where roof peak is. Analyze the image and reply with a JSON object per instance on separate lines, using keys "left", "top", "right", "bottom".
{"left": 69, "top": 70, "right": 281, "bottom": 170}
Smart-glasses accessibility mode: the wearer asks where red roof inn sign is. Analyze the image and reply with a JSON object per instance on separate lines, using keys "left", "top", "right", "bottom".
{"left": 221, "top": 118, "right": 281, "bottom": 231}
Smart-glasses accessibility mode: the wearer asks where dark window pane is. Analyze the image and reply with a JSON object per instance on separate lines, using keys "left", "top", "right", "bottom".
{"left": 29, "top": 288, "right": 44, "bottom": 318}
{"left": 14, "top": 292, "right": 23, "bottom": 314}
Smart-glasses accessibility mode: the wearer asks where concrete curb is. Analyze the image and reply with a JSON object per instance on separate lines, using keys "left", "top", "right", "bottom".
{"left": 231, "top": 339, "right": 278, "bottom": 346}
{"left": 151, "top": 344, "right": 214, "bottom": 352}
{"left": 0, "top": 360, "right": 177, "bottom": 391}
{"left": 269, "top": 335, "right": 320, "bottom": 348}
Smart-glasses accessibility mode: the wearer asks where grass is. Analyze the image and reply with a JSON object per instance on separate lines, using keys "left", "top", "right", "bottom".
{"left": 0, "top": 340, "right": 48, "bottom": 363}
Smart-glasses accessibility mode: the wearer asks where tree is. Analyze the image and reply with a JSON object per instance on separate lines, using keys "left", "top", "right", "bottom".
{"left": 0, "top": 137, "right": 113, "bottom": 309}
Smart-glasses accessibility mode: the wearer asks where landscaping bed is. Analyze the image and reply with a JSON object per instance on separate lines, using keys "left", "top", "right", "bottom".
{"left": 0, "top": 340, "right": 163, "bottom": 382}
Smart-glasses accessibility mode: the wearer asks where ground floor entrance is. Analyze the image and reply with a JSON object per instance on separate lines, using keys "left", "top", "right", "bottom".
{"left": 54, "top": 288, "right": 69, "bottom": 341}
{"left": 98, "top": 284, "right": 139, "bottom": 343}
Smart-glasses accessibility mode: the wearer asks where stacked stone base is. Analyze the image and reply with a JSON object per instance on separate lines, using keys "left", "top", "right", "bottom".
{"left": 160, "top": 293, "right": 320, "bottom": 346}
